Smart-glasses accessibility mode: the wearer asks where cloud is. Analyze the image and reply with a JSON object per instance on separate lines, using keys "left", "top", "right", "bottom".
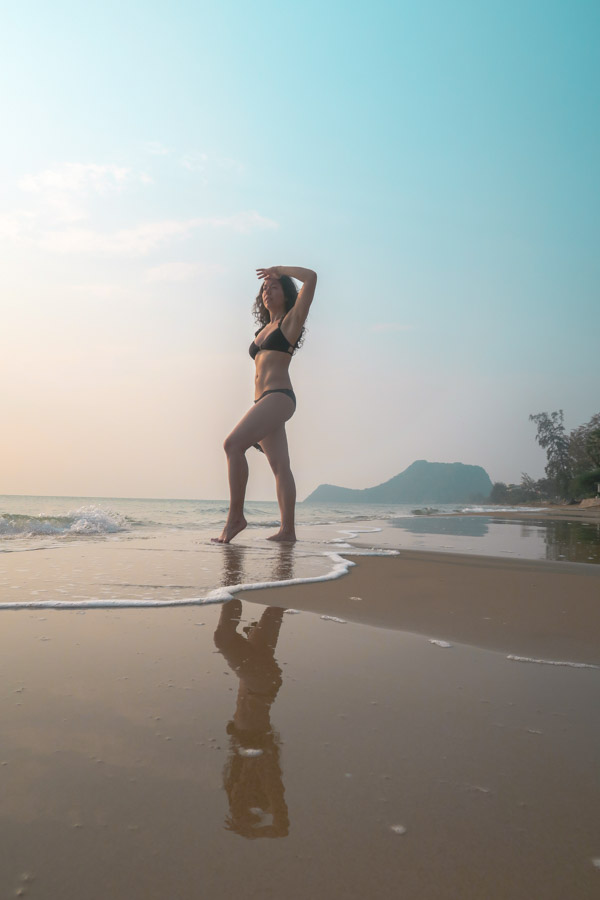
{"left": 145, "top": 261, "right": 225, "bottom": 283}
{"left": 1, "top": 155, "right": 269, "bottom": 254}
{"left": 67, "top": 283, "right": 131, "bottom": 299}
{"left": 16, "top": 163, "right": 146, "bottom": 223}
{"left": 369, "top": 323, "right": 416, "bottom": 333}
{"left": 143, "top": 141, "right": 171, "bottom": 156}
{"left": 141, "top": 145, "right": 245, "bottom": 186}
{"left": 37, "top": 211, "right": 278, "bottom": 255}
{"left": 38, "top": 220, "right": 198, "bottom": 255}
{"left": 18, "top": 163, "right": 131, "bottom": 195}
{"left": 203, "top": 210, "right": 276, "bottom": 234}
{"left": 180, "top": 152, "right": 245, "bottom": 180}
{"left": 180, "top": 152, "right": 209, "bottom": 172}
{"left": 0, "top": 210, "right": 36, "bottom": 240}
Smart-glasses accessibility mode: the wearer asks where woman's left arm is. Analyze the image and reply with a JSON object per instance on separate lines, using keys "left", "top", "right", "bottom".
{"left": 277, "top": 266, "right": 318, "bottom": 319}
{"left": 274, "top": 266, "right": 317, "bottom": 284}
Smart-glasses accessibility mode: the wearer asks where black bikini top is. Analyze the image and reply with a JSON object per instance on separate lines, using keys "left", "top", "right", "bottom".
{"left": 249, "top": 314, "right": 301, "bottom": 360}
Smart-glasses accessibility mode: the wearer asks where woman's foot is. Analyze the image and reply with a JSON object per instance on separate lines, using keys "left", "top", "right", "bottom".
{"left": 211, "top": 516, "right": 247, "bottom": 543}
{"left": 266, "top": 530, "right": 296, "bottom": 542}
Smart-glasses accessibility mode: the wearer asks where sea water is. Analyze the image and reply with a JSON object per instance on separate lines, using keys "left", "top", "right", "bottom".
{"left": 0, "top": 496, "right": 598, "bottom": 609}
{"left": 0, "top": 495, "right": 461, "bottom": 537}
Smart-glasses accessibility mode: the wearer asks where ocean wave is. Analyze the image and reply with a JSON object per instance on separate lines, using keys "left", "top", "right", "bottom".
{"left": 0, "top": 505, "right": 129, "bottom": 538}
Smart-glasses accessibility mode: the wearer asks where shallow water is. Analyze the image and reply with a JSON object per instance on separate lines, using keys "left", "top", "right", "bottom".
{"left": 0, "top": 495, "right": 464, "bottom": 538}
{"left": 1, "top": 497, "right": 599, "bottom": 610}
{"left": 366, "top": 515, "right": 600, "bottom": 565}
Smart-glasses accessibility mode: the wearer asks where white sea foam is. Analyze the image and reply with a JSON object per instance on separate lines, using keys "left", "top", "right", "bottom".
{"left": 338, "top": 527, "right": 383, "bottom": 539}
{"left": 0, "top": 505, "right": 128, "bottom": 537}
{"left": 429, "top": 639, "right": 452, "bottom": 648}
{"left": 0, "top": 551, "right": 378, "bottom": 610}
{"left": 238, "top": 748, "right": 262, "bottom": 758}
{"left": 0, "top": 542, "right": 402, "bottom": 609}
{"left": 461, "top": 506, "right": 549, "bottom": 513}
{"left": 507, "top": 655, "right": 599, "bottom": 670}
{"left": 320, "top": 615, "right": 347, "bottom": 624}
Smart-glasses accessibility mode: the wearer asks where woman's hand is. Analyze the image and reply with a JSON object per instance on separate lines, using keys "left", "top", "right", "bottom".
{"left": 256, "top": 266, "right": 280, "bottom": 280}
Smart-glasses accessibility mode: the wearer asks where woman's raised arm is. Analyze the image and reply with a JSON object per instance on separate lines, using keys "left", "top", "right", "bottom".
{"left": 256, "top": 266, "right": 317, "bottom": 284}
{"left": 256, "top": 265, "right": 318, "bottom": 321}
{"left": 275, "top": 266, "right": 317, "bottom": 283}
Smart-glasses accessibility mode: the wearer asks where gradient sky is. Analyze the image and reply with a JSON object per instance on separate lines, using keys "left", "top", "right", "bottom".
{"left": 2, "top": 0, "right": 599, "bottom": 501}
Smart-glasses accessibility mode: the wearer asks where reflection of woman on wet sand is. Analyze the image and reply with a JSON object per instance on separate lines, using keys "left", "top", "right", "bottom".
{"left": 218, "top": 540, "right": 296, "bottom": 591}
{"left": 214, "top": 599, "right": 289, "bottom": 838}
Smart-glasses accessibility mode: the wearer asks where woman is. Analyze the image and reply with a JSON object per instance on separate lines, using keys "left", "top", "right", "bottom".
{"left": 212, "top": 265, "right": 317, "bottom": 544}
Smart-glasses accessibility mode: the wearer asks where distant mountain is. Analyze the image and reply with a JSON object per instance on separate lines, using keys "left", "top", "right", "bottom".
{"left": 303, "top": 460, "right": 493, "bottom": 504}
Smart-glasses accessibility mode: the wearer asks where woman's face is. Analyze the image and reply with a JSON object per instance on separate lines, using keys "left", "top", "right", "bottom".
{"left": 262, "top": 277, "right": 284, "bottom": 312}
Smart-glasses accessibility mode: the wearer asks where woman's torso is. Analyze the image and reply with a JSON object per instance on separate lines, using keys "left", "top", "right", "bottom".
{"left": 251, "top": 312, "right": 303, "bottom": 399}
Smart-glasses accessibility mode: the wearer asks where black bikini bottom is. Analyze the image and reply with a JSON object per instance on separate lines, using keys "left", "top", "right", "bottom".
{"left": 252, "top": 389, "right": 296, "bottom": 453}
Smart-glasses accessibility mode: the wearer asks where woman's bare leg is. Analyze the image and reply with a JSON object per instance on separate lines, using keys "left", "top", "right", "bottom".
{"left": 260, "top": 425, "right": 297, "bottom": 542}
{"left": 271, "top": 467, "right": 296, "bottom": 541}
{"left": 212, "top": 394, "right": 295, "bottom": 543}
{"left": 219, "top": 448, "right": 249, "bottom": 542}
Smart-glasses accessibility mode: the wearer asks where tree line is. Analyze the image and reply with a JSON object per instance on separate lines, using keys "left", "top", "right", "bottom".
{"left": 490, "top": 411, "right": 600, "bottom": 504}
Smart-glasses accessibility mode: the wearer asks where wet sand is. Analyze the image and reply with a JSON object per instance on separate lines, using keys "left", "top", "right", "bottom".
{"left": 1, "top": 550, "right": 599, "bottom": 899}
{"left": 240, "top": 550, "right": 600, "bottom": 665}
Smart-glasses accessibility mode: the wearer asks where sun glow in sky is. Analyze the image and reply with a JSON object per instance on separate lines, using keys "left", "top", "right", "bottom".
{"left": 2, "top": 0, "right": 599, "bottom": 500}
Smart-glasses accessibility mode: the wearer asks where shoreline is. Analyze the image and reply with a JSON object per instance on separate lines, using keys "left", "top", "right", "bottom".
{"left": 442, "top": 504, "right": 600, "bottom": 523}
{"left": 239, "top": 549, "right": 600, "bottom": 666}
{"left": 0, "top": 505, "right": 598, "bottom": 611}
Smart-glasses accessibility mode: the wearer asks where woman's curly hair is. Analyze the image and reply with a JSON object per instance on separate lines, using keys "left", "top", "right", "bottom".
{"left": 251, "top": 275, "right": 306, "bottom": 350}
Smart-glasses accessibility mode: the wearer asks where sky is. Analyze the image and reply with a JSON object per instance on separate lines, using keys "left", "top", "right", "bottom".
{"left": 2, "top": 0, "right": 599, "bottom": 501}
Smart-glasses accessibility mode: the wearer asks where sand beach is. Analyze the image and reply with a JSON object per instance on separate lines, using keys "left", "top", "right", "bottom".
{"left": 5, "top": 0, "right": 598, "bottom": 894}
{"left": 1, "top": 505, "right": 599, "bottom": 899}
